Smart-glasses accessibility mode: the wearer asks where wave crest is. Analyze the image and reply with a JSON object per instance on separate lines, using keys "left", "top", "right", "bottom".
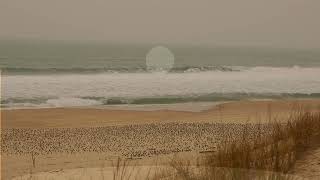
{"left": 1, "top": 66, "right": 240, "bottom": 74}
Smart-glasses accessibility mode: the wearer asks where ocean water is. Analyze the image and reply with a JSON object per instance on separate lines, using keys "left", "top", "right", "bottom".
{"left": 1, "top": 40, "right": 320, "bottom": 108}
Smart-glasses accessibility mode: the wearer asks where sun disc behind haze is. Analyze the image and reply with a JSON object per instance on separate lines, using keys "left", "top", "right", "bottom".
{"left": 146, "top": 46, "right": 174, "bottom": 72}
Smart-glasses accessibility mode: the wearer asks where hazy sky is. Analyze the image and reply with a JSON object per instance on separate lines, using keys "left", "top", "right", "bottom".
{"left": 1, "top": 0, "right": 320, "bottom": 48}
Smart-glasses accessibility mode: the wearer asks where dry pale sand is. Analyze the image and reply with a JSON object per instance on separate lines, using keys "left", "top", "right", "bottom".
{"left": 2, "top": 99, "right": 320, "bottom": 128}
{"left": 2, "top": 99, "right": 320, "bottom": 180}
{"left": 290, "top": 134, "right": 320, "bottom": 180}
{"left": 2, "top": 151, "right": 201, "bottom": 180}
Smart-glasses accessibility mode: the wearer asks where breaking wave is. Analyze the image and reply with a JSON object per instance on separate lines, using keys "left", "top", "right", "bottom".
{"left": 2, "top": 66, "right": 320, "bottom": 108}
{"left": 1, "top": 66, "right": 241, "bottom": 74}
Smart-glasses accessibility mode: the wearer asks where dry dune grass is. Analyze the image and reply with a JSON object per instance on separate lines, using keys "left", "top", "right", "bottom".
{"left": 157, "top": 109, "right": 320, "bottom": 180}
{"left": 212, "top": 110, "right": 320, "bottom": 172}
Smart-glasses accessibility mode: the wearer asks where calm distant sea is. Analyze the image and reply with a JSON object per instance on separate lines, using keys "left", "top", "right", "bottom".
{"left": 1, "top": 40, "right": 320, "bottom": 108}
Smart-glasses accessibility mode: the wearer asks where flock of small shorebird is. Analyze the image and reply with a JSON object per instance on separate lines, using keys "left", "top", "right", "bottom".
{"left": 1, "top": 123, "right": 271, "bottom": 158}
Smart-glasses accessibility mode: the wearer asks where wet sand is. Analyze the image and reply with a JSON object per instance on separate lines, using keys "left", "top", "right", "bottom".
{"left": 3, "top": 99, "right": 320, "bottom": 128}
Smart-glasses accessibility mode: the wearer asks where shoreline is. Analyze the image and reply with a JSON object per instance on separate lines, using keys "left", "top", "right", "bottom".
{"left": 2, "top": 99, "right": 320, "bottom": 128}
{"left": 2, "top": 97, "right": 320, "bottom": 111}
{"left": 1, "top": 101, "right": 228, "bottom": 112}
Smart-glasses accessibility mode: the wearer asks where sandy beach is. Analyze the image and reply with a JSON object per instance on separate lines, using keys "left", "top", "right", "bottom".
{"left": 2, "top": 99, "right": 320, "bottom": 179}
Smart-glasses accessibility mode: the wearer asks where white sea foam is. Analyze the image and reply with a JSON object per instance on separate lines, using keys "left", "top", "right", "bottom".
{"left": 46, "top": 97, "right": 102, "bottom": 107}
{"left": 2, "top": 66, "right": 320, "bottom": 108}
